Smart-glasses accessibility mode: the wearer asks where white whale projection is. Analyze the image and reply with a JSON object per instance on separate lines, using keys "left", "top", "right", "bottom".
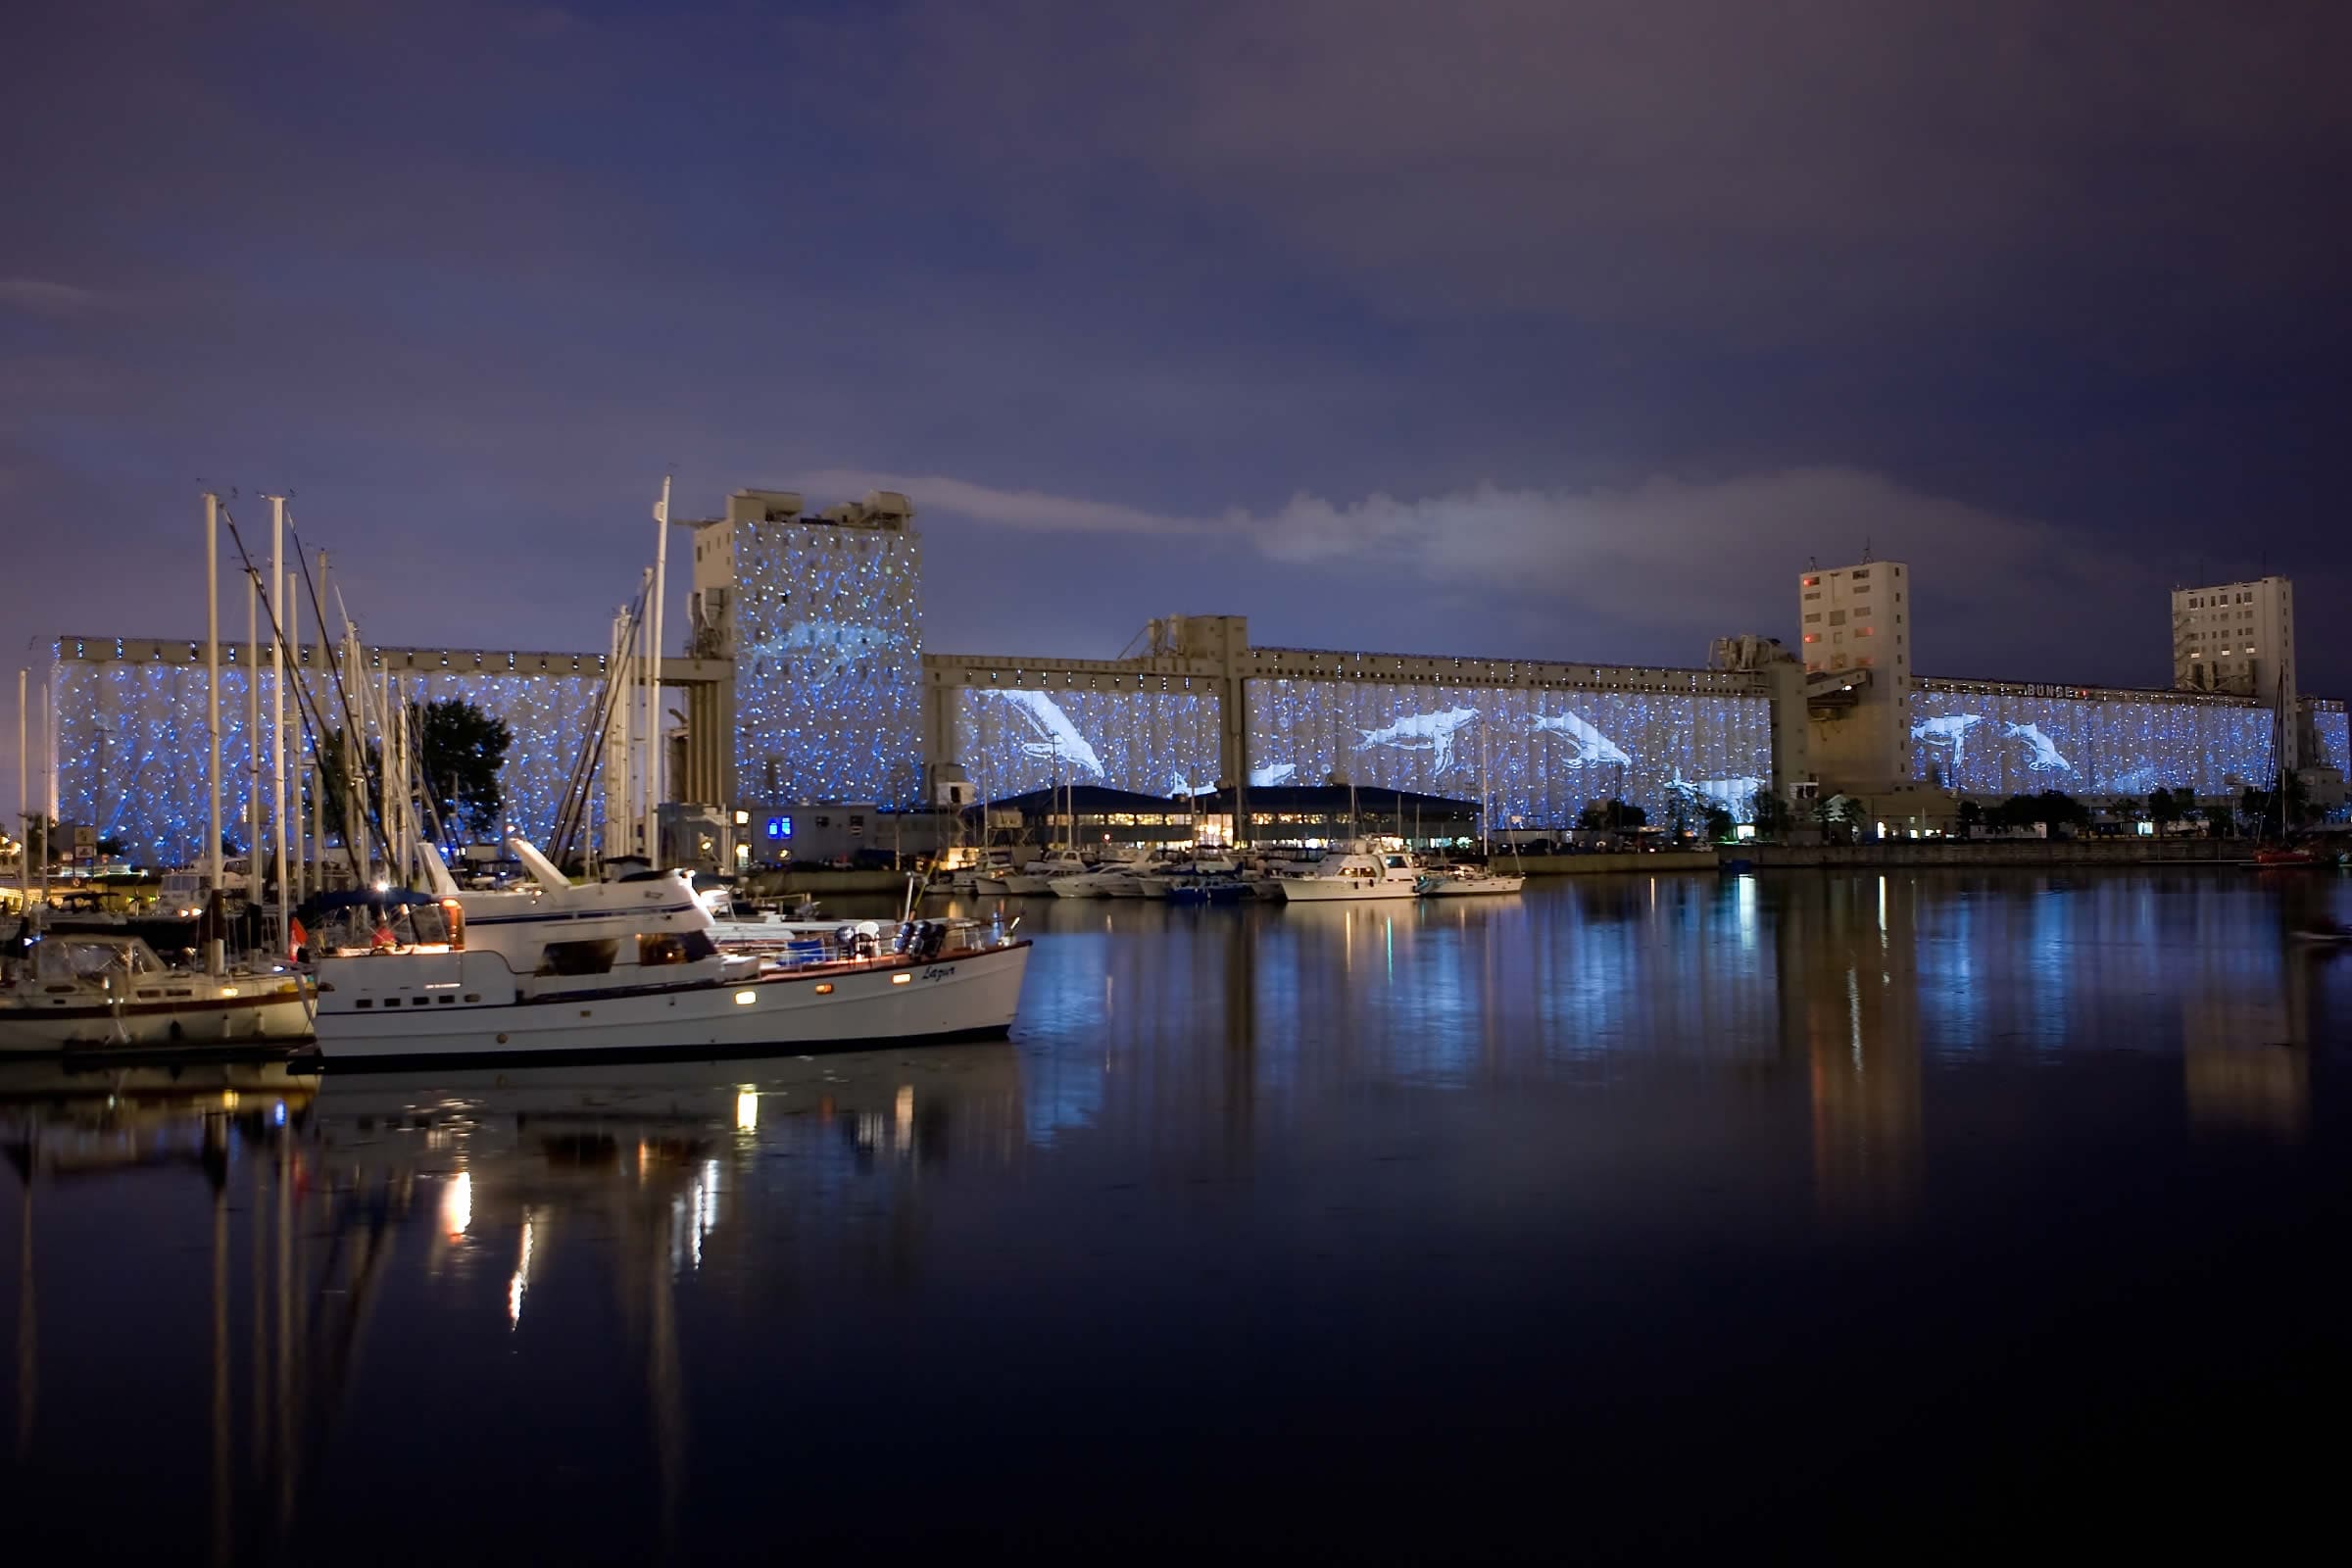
{"left": 2005, "top": 721, "right": 2072, "bottom": 772}
{"left": 1249, "top": 762, "right": 1298, "bottom": 787}
{"left": 1667, "top": 772, "right": 1768, "bottom": 813}
{"left": 1911, "top": 712, "right": 1984, "bottom": 774}
{"left": 1356, "top": 707, "right": 1480, "bottom": 773}
{"left": 1529, "top": 711, "right": 1634, "bottom": 768}
{"left": 972, "top": 689, "right": 1106, "bottom": 778}
{"left": 753, "top": 618, "right": 908, "bottom": 681}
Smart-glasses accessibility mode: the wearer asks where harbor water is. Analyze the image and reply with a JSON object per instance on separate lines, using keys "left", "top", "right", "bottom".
{"left": 6, "top": 870, "right": 2352, "bottom": 1559}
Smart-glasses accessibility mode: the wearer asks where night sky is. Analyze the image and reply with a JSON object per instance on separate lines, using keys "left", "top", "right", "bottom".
{"left": 7, "top": 1, "right": 2352, "bottom": 789}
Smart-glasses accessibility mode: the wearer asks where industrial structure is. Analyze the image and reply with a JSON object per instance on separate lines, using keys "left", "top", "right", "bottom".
{"left": 44, "top": 490, "right": 2352, "bottom": 864}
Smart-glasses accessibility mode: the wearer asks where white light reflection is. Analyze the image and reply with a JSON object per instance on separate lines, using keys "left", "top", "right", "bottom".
{"left": 442, "top": 1170, "right": 473, "bottom": 1240}
{"left": 896, "top": 1085, "right": 914, "bottom": 1148}
{"left": 508, "top": 1213, "right": 536, "bottom": 1330}
{"left": 736, "top": 1087, "right": 759, "bottom": 1132}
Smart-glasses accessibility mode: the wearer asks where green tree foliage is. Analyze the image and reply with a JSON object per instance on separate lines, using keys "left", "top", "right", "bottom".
{"left": 415, "top": 699, "right": 513, "bottom": 841}
{"left": 1747, "top": 788, "right": 1792, "bottom": 841}
{"left": 1955, "top": 799, "right": 1984, "bottom": 838}
{"left": 1701, "top": 805, "right": 1735, "bottom": 843}
{"left": 318, "top": 698, "right": 513, "bottom": 847}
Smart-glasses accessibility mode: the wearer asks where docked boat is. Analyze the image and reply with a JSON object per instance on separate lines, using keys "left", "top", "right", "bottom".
{"left": 306, "top": 840, "right": 1030, "bottom": 1065}
{"left": 1273, "top": 846, "right": 1421, "bottom": 902}
{"left": 1001, "top": 848, "right": 1090, "bottom": 896}
{"left": 0, "top": 932, "right": 312, "bottom": 1054}
{"left": 1417, "top": 863, "right": 1526, "bottom": 897}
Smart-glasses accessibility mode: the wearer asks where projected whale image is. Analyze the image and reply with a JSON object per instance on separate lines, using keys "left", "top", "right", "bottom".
{"left": 1530, "top": 710, "right": 1635, "bottom": 768}
{"left": 970, "top": 689, "right": 1107, "bottom": 778}
{"left": 1908, "top": 683, "right": 2269, "bottom": 797}
{"left": 1248, "top": 678, "right": 1770, "bottom": 825}
{"left": 953, "top": 686, "right": 1221, "bottom": 800}
{"left": 1355, "top": 707, "right": 1480, "bottom": 773}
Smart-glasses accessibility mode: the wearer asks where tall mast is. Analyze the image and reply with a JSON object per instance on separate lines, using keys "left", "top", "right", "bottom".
{"left": 644, "top": 477, "right": 671, "bottom": 869}
{"left": 204, "top": 494, "right": 222, "bottom": 973}
{"left": 270, "top": 496, "right": 290, "bottom": 937}
{"left": 246, "top": 574, "right": 260, "bottom": 908}
{"left": 16, "top": 668, "right": 25, "bottom": 913}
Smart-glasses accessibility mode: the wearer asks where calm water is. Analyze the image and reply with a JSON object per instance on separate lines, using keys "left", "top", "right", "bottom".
{"left": 7, "top": 870, "right": 2352, "bottom": 1560}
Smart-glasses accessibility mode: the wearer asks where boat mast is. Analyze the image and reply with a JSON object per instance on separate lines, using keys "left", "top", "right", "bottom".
{"left": 15, "top": 668, "right": 25, "bottom": 916}
{"left": 204, "top": 493, "right": 223, "bottom": 972}
{"left": 643, "top": 477, "right": 670, "bottom": 871}
{"left": 270, "top": 495, "right": 290, "bottom": 943}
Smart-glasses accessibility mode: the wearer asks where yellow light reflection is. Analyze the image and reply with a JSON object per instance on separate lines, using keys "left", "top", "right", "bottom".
{"left": 736, "top": 1087, "right": 759, "bottom": 1132}
{"left": 896, "top": 1084, "right": 913, "bottom": 1145}
{"left": 508, "top": 1215, "right": 535, "bottom": 1329}
{"left": 442, "top": 1169, "right": 473, "bottom": 1240}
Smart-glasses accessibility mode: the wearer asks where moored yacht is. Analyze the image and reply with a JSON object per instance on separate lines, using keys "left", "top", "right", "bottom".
{"left": 1273, "top": 845, "right": 1421, "bottom": 902}
{"left": 306, "top": 839, "right": 1030, "bottom": 1065}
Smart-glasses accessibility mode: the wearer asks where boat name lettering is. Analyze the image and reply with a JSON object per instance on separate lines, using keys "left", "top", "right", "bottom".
{"left": 920, "top": 964, "right": 958, "bottom": 982}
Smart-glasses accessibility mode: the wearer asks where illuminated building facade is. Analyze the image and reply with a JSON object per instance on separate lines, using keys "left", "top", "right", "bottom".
{"left": 690, "top": 488, "right": 922, "bottom": 807}
{"left": 2173, "top": 575, "right": 2295, "bottom": 699}
{"left": 923, "top": 618, "right": 1794, "bottom": 827}
{"left": 51, "top": 638, "right": 612, "bottom": 867}
{"left": 1907, "top": 679, "right": 2276, "bottom": 798}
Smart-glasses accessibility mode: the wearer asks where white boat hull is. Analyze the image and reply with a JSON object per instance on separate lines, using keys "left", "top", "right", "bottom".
{"left": 1276, "top": 878, "right": 1418, "bottom": 902}
{"left": 0, "top": 979, "right": 312, "bottom": 1054}
{"left": 314, "top": 941, "right": 1030, "bottom": 1065}
{"left": 1420, "top": 876, "right": 1526, "bottom": 896}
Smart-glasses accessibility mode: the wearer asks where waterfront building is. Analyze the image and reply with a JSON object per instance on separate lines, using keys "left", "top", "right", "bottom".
{"left": 45, "top": 490, "right": 2352, "bottom": 862}
{"left": 2173, "top": 575, "right": 2294, "bottom": 700}
{"left": 688, "top": 487, "right": 922, "bottom": 808}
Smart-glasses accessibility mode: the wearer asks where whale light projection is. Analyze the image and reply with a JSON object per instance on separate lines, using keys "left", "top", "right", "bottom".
{"left": 972, "top": 689, "right": 1107, "bottom": 779}
{"left": 1356, "top": 707, "right": 1480, "bottom": 773}
{"left": 1529, "top": 711, "right": 1634, "bottom": 768}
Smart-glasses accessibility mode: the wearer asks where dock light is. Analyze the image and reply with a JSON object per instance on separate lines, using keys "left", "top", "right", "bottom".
{"left": 734, "top": 990, "right": 758, "bottom": 1005}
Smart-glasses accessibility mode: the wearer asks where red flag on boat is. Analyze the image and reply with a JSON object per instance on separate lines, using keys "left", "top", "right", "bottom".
{"left": 288, "top": 916, "right": 308, "bottom": 957}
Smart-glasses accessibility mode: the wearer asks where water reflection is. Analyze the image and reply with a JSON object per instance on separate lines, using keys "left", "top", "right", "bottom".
{"left": 3, "top": 872, "right": 2346, "bottom": 1558}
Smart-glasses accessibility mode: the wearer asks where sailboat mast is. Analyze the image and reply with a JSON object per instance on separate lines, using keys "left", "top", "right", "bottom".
{"left": 204, "top": 492, "right": 223, "bottom": 969}
{"left": 643, "top": 477, "right": 670, "bottom": 870}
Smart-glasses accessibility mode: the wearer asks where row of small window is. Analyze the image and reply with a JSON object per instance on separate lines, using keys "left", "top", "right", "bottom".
{"left": 1802, "top": 627, "right": 1880, "bottom": 643}
{"left": 2185, "top": 591, "right": 2262, "bottom": 609}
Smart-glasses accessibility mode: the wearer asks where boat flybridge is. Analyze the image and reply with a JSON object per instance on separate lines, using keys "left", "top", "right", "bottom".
{"left": 306, "top": 839, "right": 1030, "bottom": 1066}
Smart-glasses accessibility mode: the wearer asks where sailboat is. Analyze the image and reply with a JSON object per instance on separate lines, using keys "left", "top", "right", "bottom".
{"left": 2254, "top": 670, "right": 2319, "bottom": 867}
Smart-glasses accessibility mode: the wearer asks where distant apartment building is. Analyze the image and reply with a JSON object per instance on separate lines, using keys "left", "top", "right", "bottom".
{"left": 2173, "top": 576, "right": 2294, "bottom": 699}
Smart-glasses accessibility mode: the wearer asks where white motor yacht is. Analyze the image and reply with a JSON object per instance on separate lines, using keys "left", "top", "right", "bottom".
{"left": 307, "top": 839, "right": 1030, "bottom": 1066}
{"left": 1, "top": 933, "right": 311, "bottom": 1053}
{"left": 1274, "top": 846, "right": 1421, "bottom": 902}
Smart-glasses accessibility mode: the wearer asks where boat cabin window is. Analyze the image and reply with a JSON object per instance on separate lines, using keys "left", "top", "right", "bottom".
{"left": 637, "top": 931, "right": 718, "bottom": 966}
{"left": 541, "top": 938, "right": 619, "bottom": 976}
{"left": 35, "top": 939, "right": 164, "bottom": 983}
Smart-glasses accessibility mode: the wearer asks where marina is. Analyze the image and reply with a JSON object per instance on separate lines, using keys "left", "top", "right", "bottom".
{"left": 6, "top": 870, "right": 2351, "bottom": 1559}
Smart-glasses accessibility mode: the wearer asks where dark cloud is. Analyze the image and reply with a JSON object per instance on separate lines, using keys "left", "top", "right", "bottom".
{"left": 5, "top": 0, "right": 2351, "bottom": 788}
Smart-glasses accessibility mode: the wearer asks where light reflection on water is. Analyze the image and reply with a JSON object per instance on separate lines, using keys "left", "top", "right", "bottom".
{"left": 3, "top": 870, "right": 2350, "bottom": 1559}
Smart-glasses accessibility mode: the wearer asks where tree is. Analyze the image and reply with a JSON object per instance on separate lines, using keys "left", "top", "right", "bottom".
{"left": 1606, "top": 798, "right": 1646, "bottom": 832}
{"left": 1577, "top": 802, "right": 1607, "bottom": 833}
{"left": 1956, "top": 799, "right": 1984, "bottom": 839}
{"left": 409, "top": 699, "right": 511, "bottom": 842}
{"left": 1701, "top": 805, "right": 1735, "bottom": 843}
{"left": 2146, "top": 787, "right": 2180, "bottom": 833}
{"left": 321, "top": 698, "right": 514, "bottom": 848}
{"left": 1747, "top": 788, "right": 1792, "bottom": 842}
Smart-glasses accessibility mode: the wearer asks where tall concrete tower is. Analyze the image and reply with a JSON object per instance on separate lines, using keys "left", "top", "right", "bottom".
{"left": 688, "top": 488, "right": 924, "bottom": 808}
{"left": 1798, "top": 560, "right": 1915, "bottom": 799}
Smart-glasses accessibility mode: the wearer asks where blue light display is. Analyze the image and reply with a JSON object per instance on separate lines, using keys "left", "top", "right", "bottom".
{"left": 1245, "top": 679, "right": 1773, "bottom": 825}
{"left": 953, "top": 686, "right": 1222, "bottom": 799}
{"left": 765, "top": 815, "right": 792, "bottom": 840}
{"left": 2310, "top": 707, "right": 2350, "bottom": 773}
{"left": 730, "top": 518, "right": 922, "bottom": 805}
{"left": 53, "top": 659, "right": 604, "bottom": 867}
{"left": 1907, "top": 682, "right": 2273, "bottom": 797}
